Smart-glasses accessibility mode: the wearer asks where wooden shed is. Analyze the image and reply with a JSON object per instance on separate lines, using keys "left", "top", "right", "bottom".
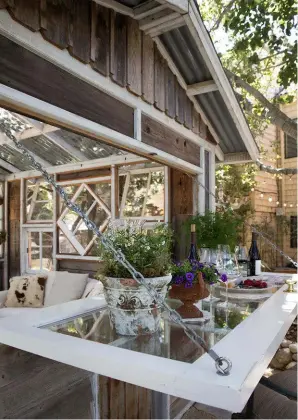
{"left": 0, "top": 0, "right": 259, "bottom": 288}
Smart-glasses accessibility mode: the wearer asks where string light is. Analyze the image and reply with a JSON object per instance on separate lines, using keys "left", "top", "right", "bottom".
{"left": 276, "top": 201, "right": 279, "bottom": 205}
{"left": 290, "top": 204, "right": 293, "bottom": 208}
{"left": 260, "top": 193, "right": 264, "bottom": 198}
{"left": 251, "top": 187, "right": 254, "bottom": 191}
{"left": 284, "top": 203, "right": 287, "bottom": 207}
{"left": 268, "top": 197, "right": 272, "bottom": 202}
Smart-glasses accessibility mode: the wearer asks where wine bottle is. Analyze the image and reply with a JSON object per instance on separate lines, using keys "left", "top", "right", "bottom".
{"left": 248, "top": 232, "right": 261, "bottom": 276}
{"left": 188, "top": 224, "right": 198, "bottom": 261}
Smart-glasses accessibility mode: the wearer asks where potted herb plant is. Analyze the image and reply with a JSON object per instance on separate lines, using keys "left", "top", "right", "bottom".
{"left": 169, "top": 260, "right": 227, "bottom": 318}
{"left": 97, "top": 221, "right": 173, "bottom": 336}
{"left": 186, "top": 210, "right": 243, "bottom": 250}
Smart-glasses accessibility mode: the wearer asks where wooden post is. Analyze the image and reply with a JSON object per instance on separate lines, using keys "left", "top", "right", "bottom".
{"left": 52, "top": 174, "right": 57, "bottom": 271}
{"left": 20, "top": 179, "right": 25, "bottom": 274}
{"left": 209, "top": 151, "right": 216, "bottom": 211}
{"left": 3, "top": 180, "right": 8, "bottom": 288}
{"left": 198, "top": 146, "right": 205, "bottom": 214}
{"left": 111, "top": 165, "right": 119, "bottom": 220}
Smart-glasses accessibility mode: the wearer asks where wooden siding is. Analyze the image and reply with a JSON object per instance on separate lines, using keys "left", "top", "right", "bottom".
{"left": 0, "top": 35, "right": 135, "bottom": 139}
{"left": 142, "top": 115, "right": 200, "bottom": 166}
{"left": 0, "top": 0, "right": 216, "bottom": 145}
{"left": 8, "top": 180, "right": 21, "bottom": 278}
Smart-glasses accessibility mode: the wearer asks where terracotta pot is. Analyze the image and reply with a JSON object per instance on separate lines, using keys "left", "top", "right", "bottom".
{"left": 168, "top": 273, "right": 210, "bottom": 318}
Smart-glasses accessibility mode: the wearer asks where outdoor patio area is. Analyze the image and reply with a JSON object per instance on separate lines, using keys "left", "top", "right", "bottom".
{"left": 0, "top": 0, "right": 297, "bottom": 419}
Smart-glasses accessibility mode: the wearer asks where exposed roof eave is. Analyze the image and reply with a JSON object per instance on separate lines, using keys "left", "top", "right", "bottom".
{"left": 116, "top": 0, "right": 259, "bottom": 162}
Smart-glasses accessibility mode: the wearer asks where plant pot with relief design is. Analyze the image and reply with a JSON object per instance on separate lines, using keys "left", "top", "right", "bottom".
{"left": 168, "top": 272, "right": 209, "bottom": 318}
{"left": 103, "top": 275, "right": 172, "bottom": 336}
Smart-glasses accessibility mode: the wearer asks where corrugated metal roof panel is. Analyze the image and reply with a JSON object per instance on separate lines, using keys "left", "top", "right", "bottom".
{"left": 22, "top": 135, "right": 78, "bottom": 165}
{"left": 159, "top": 25, "right": 253, "bottom": 155}
{"left": 0, "top": 145, "right": 34, "bottom": 171}
{"left": 56, "top": 129, "right": 126, "bottom": 160}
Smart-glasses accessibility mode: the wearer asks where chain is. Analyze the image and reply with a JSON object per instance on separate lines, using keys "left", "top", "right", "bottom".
{"left": 3, "top": 129, "right": 232, "bottom": 376}
{"left": 196, "top": 180, "right": 298, "bottom": 268}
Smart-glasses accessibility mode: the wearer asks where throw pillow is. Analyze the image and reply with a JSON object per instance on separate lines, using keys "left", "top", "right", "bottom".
{"left": 44, "top": 272, "right": 88, "bottom": 306}
{"left": 5, "top": 275, "right": 47, "bottom": 308}
{"left": 82, "top": 278, "right": 104, "bottom": 298}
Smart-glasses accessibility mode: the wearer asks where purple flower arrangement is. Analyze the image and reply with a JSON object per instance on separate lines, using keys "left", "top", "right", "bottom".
{"left": 170, "top": 259, "right": 227, "bottom": 288}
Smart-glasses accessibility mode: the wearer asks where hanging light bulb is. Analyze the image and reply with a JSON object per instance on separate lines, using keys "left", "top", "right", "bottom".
{"left": 276, "top": 201, "right": 279, "bottom": 205}
{"left": 251, "top": 187, "right": 255, "bottom": 192}
{"left": 290, "top": 203, "right": 293, "bottom": 208}
{"left": 260, "top": 193, "right": 264, "bottom": 198}
{"left": 284, "top": 203, "right": 287, "bottom": 207}
{"left": 268, "top": 197, "right": 272, "bottom": 202}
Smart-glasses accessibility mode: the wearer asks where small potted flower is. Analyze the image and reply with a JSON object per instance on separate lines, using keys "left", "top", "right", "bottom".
{"left": 97, "top": 221, "right": 173, "bottom": 336}
{"left": 169, "top": 260, "right": 227, "bottom": 318}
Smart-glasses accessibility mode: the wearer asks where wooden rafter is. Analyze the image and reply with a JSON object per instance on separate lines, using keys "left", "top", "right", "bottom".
{"left": 187, "top": 80, "right": 218, "bottom": 96}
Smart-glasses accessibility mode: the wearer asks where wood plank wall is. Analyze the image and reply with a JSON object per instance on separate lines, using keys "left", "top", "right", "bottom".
{"left": 8, "top": 181, "right": 21, "bottom": 278}
{"left": 0, "top": 0, "right": 216, "bottom": 145}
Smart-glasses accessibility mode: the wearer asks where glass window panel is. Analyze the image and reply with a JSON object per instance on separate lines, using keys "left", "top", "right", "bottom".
{"left": 119, "top": 170, "right": 165, "bottom": 219}
{"left": 26, "top": 180, "right": 53, "bottom": 221}
{"left": 123, "top": 173, "right": 149, "bottom": 217}
{"left": 28, "top": 232, "right": 41, "bottom": 271}
{"left": 42, "top": 232, "right": 53, "bottom": 271}
{"left": 145, "top": 171, "right": 164, "bottom": 217}
{"left": 59, "top": 182, "right": 111, "bottom": 254}
{"left": 59, "top": 230, "right": 79, "bottom": 254}
{"left": 60, "top": 185, "right": 79, "bottom": 212}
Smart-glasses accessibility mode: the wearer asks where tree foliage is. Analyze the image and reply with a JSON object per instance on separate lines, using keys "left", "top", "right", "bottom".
{"left": 200, "top": 0, "right": 297, "bottom": 138}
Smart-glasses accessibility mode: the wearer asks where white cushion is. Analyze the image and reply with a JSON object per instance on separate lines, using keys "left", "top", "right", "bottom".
{"left": 0, "top": 307, "right": 40, "bottom": 318}
{"left": 82, "top": 278, "right": 104, "bottom": 298}
{"left": 44, "top": 271, "right": 68, "bottom": 304}
{"left": 44, "top": 272, "right": 88, "bottom": 306}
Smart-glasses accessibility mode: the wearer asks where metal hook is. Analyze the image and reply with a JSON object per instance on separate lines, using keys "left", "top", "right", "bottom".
{"left": 215, "top": 357, "right": 232, "bottom": 376}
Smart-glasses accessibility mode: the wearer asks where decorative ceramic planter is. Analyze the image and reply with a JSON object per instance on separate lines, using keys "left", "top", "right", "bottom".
{"left": 103, "top": 275, "right": 171, "bottom": 336}
{"left": 168, "top": 273, "right": 209, "bottom": 318}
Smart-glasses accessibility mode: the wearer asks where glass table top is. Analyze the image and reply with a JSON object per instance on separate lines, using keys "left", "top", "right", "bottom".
{"left": 41, "top": 276, "right": 287, "bottom": 365}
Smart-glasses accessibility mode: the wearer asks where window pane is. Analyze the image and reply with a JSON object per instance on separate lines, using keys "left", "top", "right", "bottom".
{"left": 285, "top": 134, "right": 298, "bottom": 159}
{"left": 59, "top": 183, "right": 111, "bottom": 254}
{"left": 26, "top": 180, "right": 53, "bottom": 221}
{"left": 59, "top": 230, "right": 79, "bottom": 254}
{"left": 28, "top": 232, "right": 40, "bottom": 271}
{"left": 145, "top": 171, "right": 164, "bottom": 217}
{"left": 123, "top": 173, "right": 149, "bottom": 217}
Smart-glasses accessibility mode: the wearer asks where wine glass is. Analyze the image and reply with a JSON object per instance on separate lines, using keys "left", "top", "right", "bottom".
{"left": 235, "top": 246, "right": 248, "bottom": 277}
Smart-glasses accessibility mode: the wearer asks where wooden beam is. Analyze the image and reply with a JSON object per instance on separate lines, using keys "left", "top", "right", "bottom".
{"left": 221, "top": 151, "right": 252, "bottom": 165}
{"left": 0, "top": 11, "right": 210, "bottom": 152}
{"left": 187, "top": 80, "right": 218, "bottom": 96}
{"left": 215, "top": 145, "right": 224, "bottom": 162}
{"left": 139, "top": 10, "right": 180, "bottom": 31}
{"left": 5, "top": 152, "right": 147, "bottom": 181}
{"left": 156, "top": 0, "right": 189, "bottom": 14}
{"left": 133, "top": 3, "right": 168, "bottom": 20}
{"left": 0, "top": 85, "right": 203, "bottom": 176}
{"left": 134, "top": 109, "right": 142, "bottom": 141}
{"left": 93, "top": 0, "right": 134, "bottom": 17}
{"left": 146, "top": 16, "right": 185, "bottom": 37}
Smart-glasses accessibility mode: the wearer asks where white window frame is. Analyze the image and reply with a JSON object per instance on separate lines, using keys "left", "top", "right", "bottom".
{"left": 24, "top": 227, "right": 54, "bottom": 274}
{"left": 119, "top": 166, "right": 165, "bottom": 221}
{"left": 57, "top": 181, "right": 111, "bottom": 256}
{"left": 26, "top": 179, "right": 54, "bottom": 224}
